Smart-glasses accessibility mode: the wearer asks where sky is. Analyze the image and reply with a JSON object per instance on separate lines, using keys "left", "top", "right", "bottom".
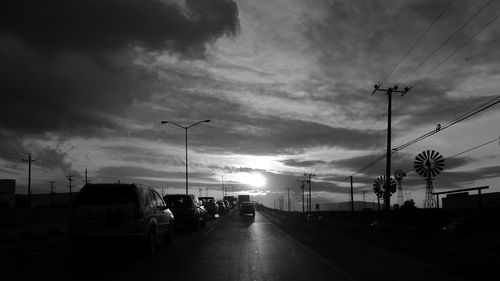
{"left": 0, "top": 0, "right": 499, "bottom": 208}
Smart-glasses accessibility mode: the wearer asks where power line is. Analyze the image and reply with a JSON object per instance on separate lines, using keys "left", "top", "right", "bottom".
{"left": 444, "top": 136, "right": 500, "bottom": 160}
{"left": 342, "top": 94, "right": 499, "bottom": 184}
{"left": 401, "top": 0, "right": 494, "bottom": 83}
{"left": 339, "top": 151, "right": 387, "bottom": 184}
{"left": 380, "top": 0, "right": 454, "bottom": 84}
{"left": 421, "top": 13, "right": 500, "bottom": 79}
{"left": 0, "top": 148, "right": 26, "bottom": 159}
{"left": 392, "top": 95, "right": 500, "bottom": 152}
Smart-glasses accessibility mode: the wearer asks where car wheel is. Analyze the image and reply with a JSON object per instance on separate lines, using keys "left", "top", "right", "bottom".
{"left": 145, "top": 227, "right": 157, "bottom": 254}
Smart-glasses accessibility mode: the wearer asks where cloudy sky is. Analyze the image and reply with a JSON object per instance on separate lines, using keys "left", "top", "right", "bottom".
{"left": 1, "top": 0, "right": 499, "bottom": 208}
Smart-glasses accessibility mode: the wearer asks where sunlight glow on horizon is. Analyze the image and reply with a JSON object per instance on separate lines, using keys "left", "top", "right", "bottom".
{"left": 231, "top": 172, "right": 267, "bottom": 188}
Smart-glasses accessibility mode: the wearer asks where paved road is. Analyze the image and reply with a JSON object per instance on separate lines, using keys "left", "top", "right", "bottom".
{"left": 0, "top": 210, "right": 352, "bottom": 281}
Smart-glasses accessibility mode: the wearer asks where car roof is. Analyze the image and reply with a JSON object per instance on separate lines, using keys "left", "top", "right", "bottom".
{"left": 164, "top": 194, "right": 194, "bottom": 197}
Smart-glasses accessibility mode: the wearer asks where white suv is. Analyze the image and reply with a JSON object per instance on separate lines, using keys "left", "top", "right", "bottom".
{"left": 68, "top": 183, "right": 174, "bottom": 254}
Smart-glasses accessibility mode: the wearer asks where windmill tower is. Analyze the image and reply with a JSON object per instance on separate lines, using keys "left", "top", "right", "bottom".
{"left": 414, "top": 150, "right": 444, "bottom": 208}
{"left": 373, "top": 175, "right": 396, "bottom": 209}
{"left": 394, "top": 169, "right": 406, "bottom": 206}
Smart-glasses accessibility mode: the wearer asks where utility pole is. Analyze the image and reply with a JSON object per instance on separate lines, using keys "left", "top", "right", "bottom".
{"left": 83, "top": 169, "right": 90, "bottom": 185}
{"left": 66, "top": 174, "right": 75, "bottom": 201}
{"left": 297, "top": 179, "right": 306, "bottom": 213}
{"left": 22, "top": 153, "right": 36, "bottom": 208}
{"left": 350, "top": 176, "right": 354, "bottom": 213}
{"left": 362, "top": 190, "right": 366, "bottom": 209}
{"left": 50, "top": 181, "right": 56, "bottom": 207}
{"left": 372, "top": 83, "right": 412, "bottom": 210}
{"left": 305, "top": 173, "right": 315, "bottom": 213}
{"left": 286, "top": 187, "right": 291, "bottom": 212}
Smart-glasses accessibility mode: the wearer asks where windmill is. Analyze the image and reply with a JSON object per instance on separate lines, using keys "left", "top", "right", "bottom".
{"left": 414, "top": 150, "right": 444, "bottom": 208}
{"left": 394, "top": 169, "right": 406, "bottom": 206}
{"left": 373, "top": 175, "right": 396, "bottom": 210}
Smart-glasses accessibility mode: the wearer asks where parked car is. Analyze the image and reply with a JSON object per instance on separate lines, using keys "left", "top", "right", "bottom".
{"left": 223, "top": 196, "right": 237, "bottom": 208}
{"left": 68, "top": 183, "right": 174, "bottom": 254}
{"left": 223, "top": 200, "right": 231, "bottom": 212}
{"left": 239, "top": 201, "right": 255, "bottom": 217}
{"left": 163, "top": 194, "right": 207, "bottom": 228}
{"left": 216, "top": 200, "right": 228, "bottom": 215}
{"left": 198, "top": 197, "right": 218, "bottom": 217}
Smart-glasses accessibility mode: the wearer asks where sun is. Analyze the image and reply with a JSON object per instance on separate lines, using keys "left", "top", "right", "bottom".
{"left": 231, "top": 172, "right": 266, "bottom": 188}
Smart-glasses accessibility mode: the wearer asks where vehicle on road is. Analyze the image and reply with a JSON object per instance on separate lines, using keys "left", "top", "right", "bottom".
{"left": 239, "top": 201, "right": 255, "bottom": 217}
{"left": 238, "top": 194, "right": 250, "bottom": 206}
{"left": 223, "top": 195, "right": 237, "bottom": 208}
{"left": 68, "top": 183, "right": 174, "bottom": 254}
{"left": 223, "top": 200, "right": 231, "bottom": 212}
{"left": 199, "top": 197, "right": 218, "bottom": 218}
{"left": 164, "top": 194, "right": 207, "bottom": 228}
{"left": 216, "top": 200, "right": 228, "bottom": 215}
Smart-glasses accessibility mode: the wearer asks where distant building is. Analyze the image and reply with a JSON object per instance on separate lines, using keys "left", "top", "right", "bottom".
{"left": 442, "top": 191, "right": 500, "bottom": 209}
{"left": 0, "top": 179, "right": 16, "bottom": 208}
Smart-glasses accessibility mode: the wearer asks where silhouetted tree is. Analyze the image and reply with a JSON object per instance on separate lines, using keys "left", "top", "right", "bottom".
{"left": 400, "top": 199, "right": 417, "bottom": 211}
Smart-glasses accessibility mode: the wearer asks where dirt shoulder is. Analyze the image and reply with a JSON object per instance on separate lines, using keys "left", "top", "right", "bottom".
{"left": 257, "top": 206, "right": 500, "bottom": 281}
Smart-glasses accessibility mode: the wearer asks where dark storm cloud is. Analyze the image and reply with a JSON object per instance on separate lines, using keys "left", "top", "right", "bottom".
{"left": 152, "top": 112, "right": 386, "bottom": 155}
{"left": 305, "top": 0, "right": 500, "bottom": 80}
{"left": 0, "top": 0, "right": 239, "bottom": 137}
{"left": 0, "top": 131, "right": 73, "bottom": 173}
{"left": 391, "top": 82, "right": 499, "bottom": 132}
{"left": 0, "top": 0, "right": 239, "bottom": 57}
{"left": 95, "top": 165, "right": 215, "bottom": 188}
{"left": 300, "top": 0, "right": 500, "bottom": 135}
{"left": 281, "top": 159, "right": 328, "bottom": 168}
{"left": 100, "top": 145, "right": 185, "bottom": 166}
{"left": 34, "top": 146, "right": 73, "bottom": 172}
{"left": 432, "top": 165, "right": 500, "bottom": 190}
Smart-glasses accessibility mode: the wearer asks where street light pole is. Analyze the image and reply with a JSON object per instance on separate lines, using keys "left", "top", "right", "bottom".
{"left": 185, "top": 127, "right": 188, "bottom": 195}
{"left": 222, "top": 171, "right": 232, "bottom": 198}
{"left": 161, "top": 119, "right": 211, "bottom": 195}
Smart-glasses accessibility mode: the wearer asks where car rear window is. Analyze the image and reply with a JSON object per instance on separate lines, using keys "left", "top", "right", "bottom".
{"left": 75, "top": 185, "right": 137, "bottom": 206}
{"left": 164, "top": 195, "right": 193, "bottom": 208}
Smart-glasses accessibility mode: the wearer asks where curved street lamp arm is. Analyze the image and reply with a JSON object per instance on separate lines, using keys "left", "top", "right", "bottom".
{"left": 161, "top": 121, "right": 186, "bottom": 129}
{"left": 187, "top": 119, "right": 211, "bottom": 129}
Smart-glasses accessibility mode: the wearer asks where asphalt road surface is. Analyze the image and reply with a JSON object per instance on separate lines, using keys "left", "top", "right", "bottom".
{"left": 1, "top": 210, "right": 352, "bottom": 281}
{"left": 2, "top": 208, "right": 495, "bottom": 281}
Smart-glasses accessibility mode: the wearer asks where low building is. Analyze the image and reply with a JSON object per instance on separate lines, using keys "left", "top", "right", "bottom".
{"left": 442, "top": 191, "right": 500, "bottom": 209}
{"left": 0, "top": 179, "right": 16, "bottom": 208}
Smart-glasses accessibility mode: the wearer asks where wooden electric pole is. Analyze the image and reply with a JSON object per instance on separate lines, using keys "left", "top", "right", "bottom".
{"left": 22, "top": 153, "right": 36, "bottom": 208}
{"left": 372, "top": 84, "right": 412, "bottom": 210}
